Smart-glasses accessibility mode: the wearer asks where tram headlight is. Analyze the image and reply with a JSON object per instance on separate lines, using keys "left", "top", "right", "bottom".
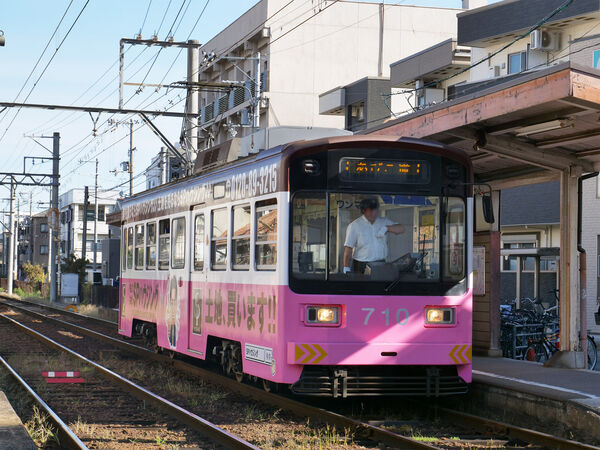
{"left": 306, "top": 306, "right": 339, "bottom": 325}
{"left": 425, "top": 307, "right": 455, "bottom": 325}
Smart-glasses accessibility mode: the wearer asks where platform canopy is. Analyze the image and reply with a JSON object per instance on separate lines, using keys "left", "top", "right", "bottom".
{"left": 366, "top": 62, "right": 600, "bottom": 363}
{"left": 367, "top": 62, "right": 600, "bottom": 187}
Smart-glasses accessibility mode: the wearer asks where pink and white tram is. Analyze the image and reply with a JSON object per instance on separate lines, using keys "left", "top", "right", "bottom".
{"left": 118, "top": 135, "right": 480, "bottom": 397}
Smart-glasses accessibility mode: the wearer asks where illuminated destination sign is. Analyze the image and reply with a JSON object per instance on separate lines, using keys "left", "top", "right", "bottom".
{"left": 339, "top": 158, "right": 430, "bottom": 184}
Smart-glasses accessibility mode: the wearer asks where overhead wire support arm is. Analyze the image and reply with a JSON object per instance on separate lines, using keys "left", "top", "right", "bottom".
{"left": 0, "top": 173, "right": 54, "bottom": 187}
{"left": 138, "top": 112, "right": 189, "bottom": 171}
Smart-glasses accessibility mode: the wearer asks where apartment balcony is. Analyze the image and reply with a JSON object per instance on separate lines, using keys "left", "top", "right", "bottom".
{"left": 458, "top": 0, "right": 600, "bottom": 47}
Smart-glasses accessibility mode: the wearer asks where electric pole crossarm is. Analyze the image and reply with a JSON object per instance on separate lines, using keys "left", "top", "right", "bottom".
{"left": 120, "top": 38, "right": 203, "bottom": 48}
{"left": 0, "top": 102, "right": 194, "bottom": 119}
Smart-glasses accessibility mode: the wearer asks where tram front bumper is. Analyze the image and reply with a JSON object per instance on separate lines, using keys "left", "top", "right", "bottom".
{"left": 287, "top": 342, "right": 472, "bottom": 367}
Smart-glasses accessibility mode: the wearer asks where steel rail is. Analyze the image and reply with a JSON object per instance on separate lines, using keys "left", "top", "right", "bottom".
{"left": 0, "top": 354, "right": 88, "bottom": 450}
{"left": 0, "top": 313, "right": 258, "bottom": 450}
{"left": 435, "top": 407, "right": 598, "bottom": 450}
{"left": 0, "top": 298, "right": 437, "bottom": 450}
{"left": 4, "top": 297, "right": 598, "bottom": 449}
{"left": 2, "top": 296, "right": 116, "bottom": 327}
{"left": 4, "top": 298, "right": 598, "bottom": 449}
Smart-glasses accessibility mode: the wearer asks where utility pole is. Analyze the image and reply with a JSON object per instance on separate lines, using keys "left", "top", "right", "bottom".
{"left": 254, "top": 52, "right": 261, "bottom": 130}
{"left": 93, "top": 158, "right": 98, "bottom": 273}
{"left": 186, "top": 39, "right": 200, "bottom": 167}
{"left": 7, "top": 180, "right": 14, "bottom": 294}
{"left": 50, "top": 132, "right": 59, "bottom": 303}
{"left": 15, "top": 196, "right": 19, "bottom": 282}
{"left": 28, "top": 191, "right": 32, "bottom": 266}
{"left": 82, "top": 186, "right": 88, "bottom": 262}
{"left": 161, "top": 147, "right": 167, "bottom": 185}
{"left": 47, "top": 191, "right": 52, "bottom": 285}
{"left": 129, "top": 120, "right": 134, "bottom": 196}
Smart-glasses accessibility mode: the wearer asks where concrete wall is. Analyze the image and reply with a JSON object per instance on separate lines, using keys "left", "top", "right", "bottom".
{"left": 268, "top": 2, "right": 460, "bottom": 129}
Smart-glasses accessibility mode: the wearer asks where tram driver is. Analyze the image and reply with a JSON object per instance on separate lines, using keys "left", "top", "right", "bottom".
{"left": 343, "top": 198, "right": 406, "bottom": 274}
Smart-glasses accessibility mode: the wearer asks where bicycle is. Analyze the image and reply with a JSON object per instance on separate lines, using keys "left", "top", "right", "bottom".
{"left": 523, "top": 290, "right": 598, "bottom": 370}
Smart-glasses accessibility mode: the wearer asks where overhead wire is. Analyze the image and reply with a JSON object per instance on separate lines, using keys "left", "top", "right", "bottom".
{"left": 360, "top": 0, "right": 578, "bottom": 131}
{"left": 139, "top": 0, "right": 154, "bottom": 36}
{"left": 0, "top": 0, "right": 92, "bottom": 146}
{"left": 0, "top": 0, "right": 75, "bottom": 126}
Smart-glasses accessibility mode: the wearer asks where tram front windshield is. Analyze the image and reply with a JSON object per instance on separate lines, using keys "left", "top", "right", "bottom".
{"left": 291, "top": 192, "right": 465, "bottom": 289}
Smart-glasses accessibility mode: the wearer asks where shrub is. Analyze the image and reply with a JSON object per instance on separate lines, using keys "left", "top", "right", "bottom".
{"left": 23, "top": 263, "right": 46, "bottom": 286}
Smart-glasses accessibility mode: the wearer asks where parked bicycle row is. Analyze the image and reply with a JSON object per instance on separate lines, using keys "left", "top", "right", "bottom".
{"left": 500, "top": 290, "right": 597, "bottom": 370}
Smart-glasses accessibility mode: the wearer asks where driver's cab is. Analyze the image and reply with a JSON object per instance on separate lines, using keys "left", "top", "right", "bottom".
{"left": 331, "top": 193, "right": 441, "bottom": 282}
{"left": 291, "top": 192, "right": 462, "bottom": 285}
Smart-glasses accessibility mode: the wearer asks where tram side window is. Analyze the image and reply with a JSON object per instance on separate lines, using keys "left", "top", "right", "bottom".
{"left": 135, "top": 224, "right": 145, "bottom": 270}
{"left": 232, "top": 204, "right": 251, "bottom": 270}
{"left": 194, "top": 214, "right": 204, "bottom": 271}
{"left": 171, "top": 217, "right": 186, "bottom": 269}
{"left": 211, "top": 208, "right": 228, "bottom": 270}
{"left": 158, "top": 219, "right": 170, "bottom": 270}
{"left": 443, "top": 198, "right": 466, "bottom": 281}
{"left": 256, "top": 199, "right": 277, "bottom": 270}
{"left": 292, "top": 193, "right": 326, "bottom": 280}
{"left": 146, "top": 222, "right": 156, "bottom": 269}
{"left": 126, "top": 227, "right": 133, "bottom": 270}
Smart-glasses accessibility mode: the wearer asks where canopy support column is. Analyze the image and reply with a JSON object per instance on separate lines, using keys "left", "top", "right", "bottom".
{"left": 547, "top": 168, "right": 584, "bottom": 368}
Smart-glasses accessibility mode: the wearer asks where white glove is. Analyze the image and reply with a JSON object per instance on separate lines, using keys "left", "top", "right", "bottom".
{"left": 343, "top": 267, "right": 352, "bottom": 274}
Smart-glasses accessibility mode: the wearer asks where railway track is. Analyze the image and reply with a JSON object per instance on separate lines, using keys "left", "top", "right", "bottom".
{"left": 1, "top": 296, "right": 597, "bottom": 449}
{"left": 0, "top": 309, "right": 258, "bottom": 449}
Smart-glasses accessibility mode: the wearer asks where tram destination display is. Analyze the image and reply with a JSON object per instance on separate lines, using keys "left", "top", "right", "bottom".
{"left": 339, "top": 158, "right": 430, "bottom": 183}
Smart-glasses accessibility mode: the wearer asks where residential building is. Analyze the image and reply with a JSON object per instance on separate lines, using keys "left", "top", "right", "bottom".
{"left": 19, "top": 210, "right": 51, "bottom": 275}
{"left": 145, "top": 147, "right": 186, "bottom": 190}
{"left": 195, "top": 0, "right": 462, "bottom": 149}
{"left": 58, "top": 188, "right": 121, "bottom": 266}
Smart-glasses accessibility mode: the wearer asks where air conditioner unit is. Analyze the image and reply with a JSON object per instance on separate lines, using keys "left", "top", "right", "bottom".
{"left": 530, "top": 29, "right": 560, "bottom": 51}
{"left": 417, "top": 88, "right": 444, "bottom": 108}
{"left": 488, "top": 65, "right": 501, "bottom": 79}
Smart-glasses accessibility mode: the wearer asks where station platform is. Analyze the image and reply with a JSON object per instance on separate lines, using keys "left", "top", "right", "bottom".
{"left": 0, "top": 391, "right": 36, "bottom": 450}
{"left": 464, "top": 356, "right": 600, "bottom": 444}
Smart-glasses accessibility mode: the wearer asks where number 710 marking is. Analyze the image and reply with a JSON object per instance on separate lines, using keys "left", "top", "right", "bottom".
{"left": 361, "top": 307, "right": 409, "bottom": 326}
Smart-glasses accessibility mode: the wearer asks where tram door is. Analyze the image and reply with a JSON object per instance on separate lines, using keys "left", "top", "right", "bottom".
{"left": 188, "top": 205, "right": 207, "bottom": 355}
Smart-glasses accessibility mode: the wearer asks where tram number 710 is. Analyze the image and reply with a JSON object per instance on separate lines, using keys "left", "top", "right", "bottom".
{"left": 361, "top": 307, "right": 409, "bottom": 326}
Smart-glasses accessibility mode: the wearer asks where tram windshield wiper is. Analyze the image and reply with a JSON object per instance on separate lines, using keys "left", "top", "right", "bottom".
{"left": 384, "top": 252, "right": 427, "bottom": 292}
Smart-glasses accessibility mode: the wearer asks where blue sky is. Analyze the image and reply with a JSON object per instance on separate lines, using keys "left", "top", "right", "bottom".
{"left": 0, "top": 0, "right": 498, "bottom": 211}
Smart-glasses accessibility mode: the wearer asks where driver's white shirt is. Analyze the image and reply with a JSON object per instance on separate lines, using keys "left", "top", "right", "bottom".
{"left": 344, "top": 215, "right": 394, "bottom": 262}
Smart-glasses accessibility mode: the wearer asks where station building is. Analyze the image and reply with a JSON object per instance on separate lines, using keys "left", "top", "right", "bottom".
{"left": 355, "top": 0, "right": 600, "bottom": 363}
